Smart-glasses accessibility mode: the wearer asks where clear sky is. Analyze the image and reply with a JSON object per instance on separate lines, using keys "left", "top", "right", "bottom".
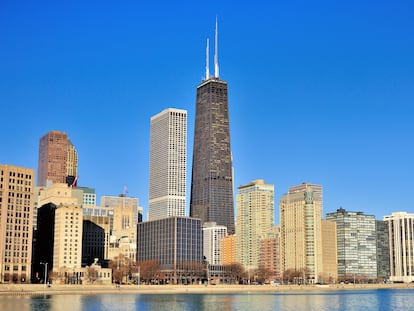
{"left": 1, "top": 1, "right": 413, "bottom": 223}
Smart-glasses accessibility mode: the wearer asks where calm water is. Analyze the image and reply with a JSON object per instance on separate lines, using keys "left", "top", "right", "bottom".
{"left": 1, "top": 289, "right": 414, "bottom": 311}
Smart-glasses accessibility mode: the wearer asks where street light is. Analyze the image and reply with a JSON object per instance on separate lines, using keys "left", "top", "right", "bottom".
{"left": 40, "top": 262, "right": 48, "bottom": 286}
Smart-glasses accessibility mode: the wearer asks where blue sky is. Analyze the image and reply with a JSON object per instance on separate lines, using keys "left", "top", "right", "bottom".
{"left": 1, "top": 1, "right": 413, "bottom": 223}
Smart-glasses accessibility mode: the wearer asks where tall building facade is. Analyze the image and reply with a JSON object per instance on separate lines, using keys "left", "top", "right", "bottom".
{"left": 384, "top": 212, "right": 414, "bottom": 283}
{"left": 376, "top": 220, "right": 390, "bottom": 280}
{"left": 321, "top": 220, "right": 338, "bottom": 283}
{"left": 149, "top": 108, "right": 187, "bottom": 220}
{"left": 280, "top": 182, "right": 323, "bottom": 284}
{"left": 190, "top": 21, "right": 235, "bottom": 234}
{"left": 33, "top": 183, "right": 83, "bottom": 283}
{"left": 37, "top": 131, "right": 78, "bottom": 187}
{"left": 202, "top": 222, "right": 227, "bottom": 265}
{"left": 0, "top": 164, "right": 34, "bottom": 283}
{"left": 136, "top": 216, "right": 203, "bottom": 284}
{"left": 236, "top": 179, "right": 274, "bottom": 270}
{"left": 326, "top": 208, "right": 377, "bottom": 281}
{"left": 258, "top": 227, "right": 281, "bottom": 281}
{"left": 221, "top": 235, "right": 237, "bottom": 265}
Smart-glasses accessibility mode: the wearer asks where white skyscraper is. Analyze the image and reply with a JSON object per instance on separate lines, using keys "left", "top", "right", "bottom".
{"left": 149, "top": 108, "right": 187, "bottom": 220}
{"left": 203, "top": 222, "right": 228, "bottom": 265}
{"left": 384, "top": 212, "right": 414, "bottom": 283}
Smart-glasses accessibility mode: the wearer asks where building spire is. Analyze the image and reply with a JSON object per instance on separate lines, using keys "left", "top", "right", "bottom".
{"left": 205, "top": 38, "right": 210, "bottom": 80}
{"left": 214, "top": 16, "right": 219, "bottom": 78}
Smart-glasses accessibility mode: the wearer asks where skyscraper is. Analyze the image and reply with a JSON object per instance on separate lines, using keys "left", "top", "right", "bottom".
{"left": 190, "top": 20, "right": 235, "bottom": 234}
{"left": 149, "top": 108, "right": 187, "bottom": 220}
{"left": 203, "top": 222, "right": 228, "bottom": 265}
{"left": 280, "top": 182, "right": 323, "bottom": 284}
{"left": 0, "top": 164, "right": 34, "bottom": 283}
{"left": 384, "top": 212, "right": 414, "bottom": 283}
{"left": 326, "top": 208, "right": 377, "bottom": 281}
{"left": 37, "top": 130, "right": 78, "bottom": 187}
{"left": 236, "top": 179, "right": 275, "bottom": 270}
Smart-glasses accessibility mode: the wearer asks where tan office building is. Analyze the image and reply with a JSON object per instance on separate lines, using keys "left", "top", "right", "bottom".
{"left": 236, "top": 179, "right": 274, "bottom": 271}
{"left": 321, "top": 220, "right": 338, "bottom": 283}
{"left": 0, "top": 164, "right": 35, "bottom": 283}
{"left": 280, "top": 182, "right": 323, "bottom": 284}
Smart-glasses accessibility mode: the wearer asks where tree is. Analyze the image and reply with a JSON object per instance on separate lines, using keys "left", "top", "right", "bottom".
{"left": 224, "top": 263, "right": 245, "bottom": 284}
{"left": 137, "top": 259, "right": 161, "bottom": 284}
{"left": 109, "top": 254, "right": 136, "bottom": 284}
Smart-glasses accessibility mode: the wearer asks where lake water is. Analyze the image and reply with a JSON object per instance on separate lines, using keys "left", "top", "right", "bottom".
{"left": 1, "top": 289, "right": 414, "bottom": 311}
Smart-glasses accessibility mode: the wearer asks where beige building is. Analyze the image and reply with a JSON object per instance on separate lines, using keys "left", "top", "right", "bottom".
{"left": 0, "top": 164, "right": 35, "bottom": 283}
{"left": 108, "top": 204, "right": 137, "bottom": 261}
{"left": 37, "top": 130, "right": 78, "bottom": 187}
{"left": 384, "top": 212, "right": 414, "bottom": 283}
{"left": 280, "top": 182, "right": 323, "bottom": 284}
{"left": 35, "top": 183, "right": 83, "bottom": 283}
{"left": 236, "top": 179, "right": 274, "bottom": 271}
{"left": 221, "top": 235, "right": 237, "bottom": 265}
{"left": 321, "top": 220, "right": 338, "bottom": 283}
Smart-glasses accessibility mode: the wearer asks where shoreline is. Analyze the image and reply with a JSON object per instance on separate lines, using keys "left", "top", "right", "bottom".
{"left": 1, "top": 283, "right": 414, "bottom": 296}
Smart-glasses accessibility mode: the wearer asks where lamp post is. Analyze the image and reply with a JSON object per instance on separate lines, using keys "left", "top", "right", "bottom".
{"left": 40, "top": 262, "right": 48, "bottom": 286}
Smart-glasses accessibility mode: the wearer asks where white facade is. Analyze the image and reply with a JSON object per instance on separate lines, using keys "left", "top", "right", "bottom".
{"left": 203, "top": 222, "right": 228, "bottom": 265}
{"left": 149, "top": 108, "right": 187, "bottom": 220}
{"left": 384, "top": 212, "right": 414, "bottom": 283}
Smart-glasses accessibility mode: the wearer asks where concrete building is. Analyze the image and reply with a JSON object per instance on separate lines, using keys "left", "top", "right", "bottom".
{"left": 136, "top": 216, "right": 203, "bottom": 284}
{"left": 202, "top": 222, "right": 227, "bottom": 265}
{"left": 384, "top": 212, "right": 414, "bottom": 283}
{"left": 258, "top": 227, "right": 281, "bottom": 281}
{"left": 321, "top": 220, "right": 338, "bottom": 283}
{"left": 326, "top": 208, "right": 377, "bottom": 281}
{"left": 280, "top": 182, "right": 323, "bottom": 284}
{"left": 149, "top": 108, "right": 187, "bottom": 221}
{"left": 108, "top": 203, "right": 138, "bottom": 262}
{"left": 190, "top": 21, "right": 235, "bottom": 234}
{"left": 236, "top": 179, "right": 274, "bottom": 271}
{"left": 376, "top": 220, "right": 390, "bottom": 281}
{"left": 37, "top": 131, "right": 78, "bottom": 187}
{"left": 221, "top": 235, "right": 237, "bottom": 265}
{"left": 0, "top": 164, "right": 35, "bottom": 283}
{"left": 32, "top": 183, "right": 83, "bottom": 283}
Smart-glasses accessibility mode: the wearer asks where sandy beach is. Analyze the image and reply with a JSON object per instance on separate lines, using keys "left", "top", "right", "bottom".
{"left": 1, "top": 283, "right": 413, "bottom": 296}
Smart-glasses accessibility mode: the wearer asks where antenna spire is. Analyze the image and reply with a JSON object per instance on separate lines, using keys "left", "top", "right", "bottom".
{"left": 214, "top": 16, "right": 219, "bottom": 78}
{"left": 205, "top": 38, "right": 210, "bottom": 80}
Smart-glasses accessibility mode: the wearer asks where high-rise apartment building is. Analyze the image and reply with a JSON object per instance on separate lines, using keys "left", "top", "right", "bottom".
{"left": 376, "top": 220, "right": 390, "bottom": 280}
{"left": 190, "top": 21, "right": 235, "bottom": 234}
{"left": 221, "top": 235, "right": 237, "bottom": 265}
{"left": 37, "top": 131, "right": 78, "bottom": 187}
{"left": 326, "top": 208, "right": 377, "bottom": 281}
{"left": 258, "top": 227, "right": 281, "bottom": 281}
{"left": 0, "top": 164, "right": 34, "bottom": 283}
{"left": 149, "top": 108, "right": 187, "bottom": 220}
{"left": 203, "top": 222, "right": 227, "bottom": 265}
{"left": 384, "top": 212, "right": 414, "bottom": 283}
{"left": 236, "top": 179, "right": 274, "bottom": 270}
{"left": 280, "top": 182, "right": 323, "bottom": 284}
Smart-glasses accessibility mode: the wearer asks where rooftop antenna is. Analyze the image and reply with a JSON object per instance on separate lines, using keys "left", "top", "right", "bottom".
{"left": 214, "top": 16, "right": 219, "bottom": 78}
{"left": 205, "top": 38, "right": 210, "bottom": 80}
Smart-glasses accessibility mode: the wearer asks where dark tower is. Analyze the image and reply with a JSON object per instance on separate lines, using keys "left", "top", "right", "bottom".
{"left": 190, "top": 20, "right": 235, "bottom": 234}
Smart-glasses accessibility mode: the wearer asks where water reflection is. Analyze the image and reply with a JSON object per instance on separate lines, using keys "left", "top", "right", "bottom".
{"left": 0, "top": 289, "right": 414, "bottom": 311}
